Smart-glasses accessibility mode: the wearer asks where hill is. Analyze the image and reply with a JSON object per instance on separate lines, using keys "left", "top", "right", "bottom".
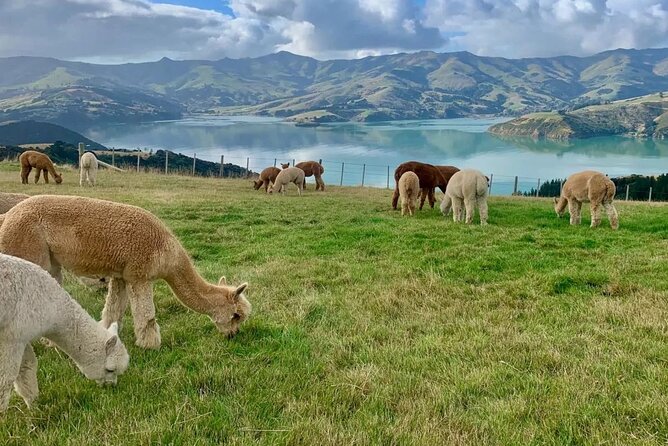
{"left": 0, "top": 166, "right": 666, "bottom": 443}
{"left": 0, "top": 120, "right": 105, "bottom": 148}
{"left": 1, "top": 48, "right": 668, "bottom": 126}
{"left": 488, "top": 92, "right": 668, "bottom": 139}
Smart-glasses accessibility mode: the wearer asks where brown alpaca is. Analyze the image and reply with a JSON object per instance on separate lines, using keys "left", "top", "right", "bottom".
{"left": 270, "top": 167, "right": 305, "bottom": 195}
{"left": 282, "top": 161, "right": 325, "bottom": 191}
{"left": 392, "top": 161, "right": 448, "bottom": 210}
{"left": 398, "top": 172, "right": 419, "bottom": 216}
{"left": 253, "top": 167, "right": 281, "bottom": 192}
{"left": 554, "top": 170, "right": 618, "bottom": 229}
{"left": 19, "top": 151, "right": 63, "bottom": 184}
{"left": 0, "top": 192, "right": 30, "bottom": 214}
{"left": 419, "top": 165, "right": 460, "bottom": 203}
{"left": 0, "top": 195, "right": 251, "bottom": 349}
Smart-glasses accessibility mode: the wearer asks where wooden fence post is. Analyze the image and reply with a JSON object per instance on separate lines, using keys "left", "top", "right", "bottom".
{"left": 246, "top": 157, "right": 250, "bottom": 178}
{"left": 274, "top": 158, "right": 277, "bottom": 167}
{"left": 361, "top": 164, "right": 366, "bottom": 186}
{"left": 165, "top": 151, "right": 169, "bottom": 174}
{"left": 340, "top": 162, "right": 344, "bottom": 186}
{"left": 111, "top": 147, "right": 115, "bottom": 167}
{"left": 649, "top": 187, "right": 653, "bottom": 202}
{"left": 292, "top": 158, "right": 295, "bottom": 168}
{"left": 78, "top": 143, "right": 84, "bottom": 166}
{"left": 136, "top": 151, "right": 140, "bottom": 173}
{"left": 192, "top": 153, "right": 197, "bottom": 176}
{"left": 536, "top": 178, "right": 540, "bottom": 197}
{"left": 488, "top": 173, "right": 493, "bottom": 195}
{"left": 625, "top": 184, "right": 629, "bottom": 201}
{"left": 387, "top": 165, "right": 390, "bottom": 189}
{"left": 513, "top": 176, "right": 518, "bottom": 195}
{"left": 220, "top": 155, "right": 224, "bottom": 177}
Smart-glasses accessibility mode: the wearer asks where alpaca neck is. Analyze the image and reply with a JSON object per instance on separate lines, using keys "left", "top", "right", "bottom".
{"left": 47, "top": 298, "right": 106, "bottom": 369}
{"left": 163, "top": 251, "right": 214, "bottom": 315}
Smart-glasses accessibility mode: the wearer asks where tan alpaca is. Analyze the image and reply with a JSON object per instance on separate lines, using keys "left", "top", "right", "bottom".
{"left": 440, "top": 169, "right": 489, "bottom": 225}
{"left": 19, "top": 151, "right": 63, "bottom": 184}
{"left": 0, "top": 195, "right": 251, "bottom": 349}
{"left": 398, "top": 171, "right": 419, "bottom": 216}
{"left": 282, "top": 161, "right": 325, "bottom": 191}
{"left": 554, "top": 170, "right": 618, "bottom": 229}
{"left": 269, "top": 167, "right": 305, "bottom": 195}
{"left": 253, "top": 166, "right": 281, "bottom": 192}
{"left": 0, "top": 192, "right": 29, "bottom": 214}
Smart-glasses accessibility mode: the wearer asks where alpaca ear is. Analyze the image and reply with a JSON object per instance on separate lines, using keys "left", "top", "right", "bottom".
{"left": 108, "top": 322, "right": 119, "bottom": 336}
{"left": 218, "top": 276, "right": 227, "bottom": 285}
{"left": 553, "top": 197, "right": 558, "bottom": 204}
{"left": 234, "top": 283, "right": 248, "bottom": 297}
{"left": 105, "top": 335, "right": 118, "bottom": 354}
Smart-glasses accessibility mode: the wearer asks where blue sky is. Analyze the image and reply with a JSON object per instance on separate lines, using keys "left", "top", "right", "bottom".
{"left": 0, "top": 0, "right": 666, "bottom": 62}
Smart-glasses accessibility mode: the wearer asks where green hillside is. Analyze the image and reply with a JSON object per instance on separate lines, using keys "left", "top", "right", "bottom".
{"left": 1, "top": 48, "right": 668, "bottom": 125}
{"left": 0, "top": 165, "right": 667, "bottom": 444}
{"left": 0, "top": 120, "right": 105, "bottom": 148}
{"left": 489, "top": 92, "right": 668, "bottom": 139}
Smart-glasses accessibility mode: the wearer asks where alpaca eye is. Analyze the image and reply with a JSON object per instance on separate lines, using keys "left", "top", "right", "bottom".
{"left": 105, "top": 368, "right": 115, "bottom": 374}
{"left": 232, "top": 313, "right": 241, "bottom": 321}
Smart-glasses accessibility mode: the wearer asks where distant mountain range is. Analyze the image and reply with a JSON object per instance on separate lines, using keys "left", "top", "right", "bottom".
{"left": 0, "top": 120, "right": 105, "bottom": 148}
{"left": 1, "top": 48, "right": 668, "bottom": 128}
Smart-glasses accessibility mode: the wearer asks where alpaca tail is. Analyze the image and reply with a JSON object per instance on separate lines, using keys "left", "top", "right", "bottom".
{"left": 605, "top": 179, "right": 616, "bottom": 202}
{"left": 97, "top": 160, "right": 125, "bottom": 172}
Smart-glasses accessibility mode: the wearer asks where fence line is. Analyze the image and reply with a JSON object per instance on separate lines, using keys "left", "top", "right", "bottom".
{"left": 112, "top": 149, "right": 668, "bottom": 201}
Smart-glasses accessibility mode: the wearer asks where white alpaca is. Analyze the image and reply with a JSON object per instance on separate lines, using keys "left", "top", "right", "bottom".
{"left": 440, "top": 169, "right": 489, "bottom": 225}
{"left": 269, "top": 167, "right": 305, "bottom": 195}
{"left": 0, "top": 253, "right": 129, "bottom": 413}
{"left": 80, "top": 152, "right": 98, "bottom": 187}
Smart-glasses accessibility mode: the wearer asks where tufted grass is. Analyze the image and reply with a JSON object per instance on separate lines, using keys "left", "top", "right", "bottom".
{"left": 0, "top": 162, "right": 667, "bottom": 445}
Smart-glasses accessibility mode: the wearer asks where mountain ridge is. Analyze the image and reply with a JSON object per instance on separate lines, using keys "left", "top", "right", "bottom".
{"left": 1, "top": 48, "right": 668, "bottom": 127}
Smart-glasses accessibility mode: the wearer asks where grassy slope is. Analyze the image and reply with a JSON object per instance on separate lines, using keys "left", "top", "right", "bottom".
{"left": 0, "top": 163, "right": 667, "bottom": 445}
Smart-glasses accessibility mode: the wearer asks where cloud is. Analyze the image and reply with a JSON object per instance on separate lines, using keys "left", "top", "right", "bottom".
{"left": 425, "top": 0, "right": 668, "bottom": 58}
{"left": 0, "top": 0, "right": 444, "bottom": 62}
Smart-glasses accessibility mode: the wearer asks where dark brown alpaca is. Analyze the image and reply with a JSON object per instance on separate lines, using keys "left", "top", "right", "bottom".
{"left": 282, "top": 161, "right": 325, "bottom": 191}
{"left": 253, "top": 167, "right": 281, "bottom": 192}
{"left": 418, "top": 165, "right": 460, "bottom": 202}
{"left": 19, "top": 151, "right": 62, "bottom": 185}
{"left": 391, "top": 161, "right": 448, "bottom": 210}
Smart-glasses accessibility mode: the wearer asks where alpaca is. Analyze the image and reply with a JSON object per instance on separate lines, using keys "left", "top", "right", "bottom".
{"left": 0, "top": 192, "right": 29, "bottom": 214}
{"left": 269, "top": 167, "right": 305, "bottom": 195}
{"left": 80, "top": 151, "right": 98, "bottom": 187}
{"left": 253, "top": 166, "right": 281, "bottom": 192}
{"left": 419, "top": 165, "right": 460, "bottom": 205}
{"left": 392, "top": 161, "right": 448, "bottom": 210}
{"left": 19, "top": 151, "right": 62, "bottom": 185}
{"left": 0, "top": 253, "right": 129, "bottom": 413}
{"left": 440, "top": 169, "right": 489, "bottom": 225}
{"left": 294, "top": 161, "right": 326, "bottom": 191}
{"left": 554, "top": 170, "right": 618, "bottom": 229}
{"left": 0, "top": 195, "right": 251, "bottom": 350}
{"left": 398, "top": 171, "right": 420, "bottom": 216}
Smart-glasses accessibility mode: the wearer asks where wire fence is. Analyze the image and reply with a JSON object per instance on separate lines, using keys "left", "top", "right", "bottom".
{"left": 106, "top": 148, "right": 668, "bottom": 202}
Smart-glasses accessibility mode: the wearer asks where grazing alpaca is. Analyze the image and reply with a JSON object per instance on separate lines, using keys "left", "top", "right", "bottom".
{"left": 398, "top": 172, "right": 420, "bottom": 216}
{"left": 253, "top": 166, "right": 281, "bottom": 192}
{"left": 19, "top": 151, "right": 62, "bottom": 185}
{"left": 392, "top": 161, "right": 448, "bottom": 210}
{"left": 440, "top": 169, "right": 489, "bottom": 225}
{"left": 80, "top": 151, "right": 99, "bottom": 187}
{"left": 554, "top": 170, "right": 618, "bottom": 229}
{"left": 293, "top": 161, "right": 326, "bottom": 191}
{"left": 270, "top": 167, "right": 305, "bottom": 195}
{"left": 0, "top": 253, "right": 129, "bottom": 413}
{"left": 0, "top": 192, "right": 29, "bottom": 214}
{"left": 0, "top": 195, "right": 251, "bottom": 350}
{"left": 419, "top": 165, "right": 460, "bottom": 204}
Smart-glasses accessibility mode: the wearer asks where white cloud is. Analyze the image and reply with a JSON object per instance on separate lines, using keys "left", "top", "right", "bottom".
{"left": 425, "top": 0, "right": 668, "bottom": 57}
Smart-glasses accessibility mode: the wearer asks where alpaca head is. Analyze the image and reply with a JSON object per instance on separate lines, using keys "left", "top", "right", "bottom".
{"left": 440, "top": 195, "right": 452, "bottom": 216}
{"left": 252, "top": 179, "right": 263, "bottom": 190}
{"left": 553, "top": 197, "right": 565, "bottom": 217}
{"left": 281, "top": 163, "right": 290, "bottom": 169}
{"left": 84, "top": 323, "right": 129, "bottom": 386}
{"left": 55, "top": 173, "right": 63, "bottom": 184}
{"left": 208, "top": 277, "right": 251, "bottom": 338}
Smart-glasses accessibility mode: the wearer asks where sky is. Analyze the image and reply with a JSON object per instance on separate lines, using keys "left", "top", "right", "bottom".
{"left": 0, "top": 0, "right": 666, "bottom": 63}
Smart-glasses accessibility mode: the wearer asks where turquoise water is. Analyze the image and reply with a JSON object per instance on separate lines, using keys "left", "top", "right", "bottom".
{"left": 86, "top": 116, "right": 668, "bottom": 195}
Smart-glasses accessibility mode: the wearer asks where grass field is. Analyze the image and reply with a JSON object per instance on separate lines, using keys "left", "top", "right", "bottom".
{"left": 1, "top": 163, "right": 667, "bottom": 445}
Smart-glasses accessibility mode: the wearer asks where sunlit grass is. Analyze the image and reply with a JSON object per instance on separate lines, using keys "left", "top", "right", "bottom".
{"left": 1, "top": 163, "right": 667, "bottom": 445}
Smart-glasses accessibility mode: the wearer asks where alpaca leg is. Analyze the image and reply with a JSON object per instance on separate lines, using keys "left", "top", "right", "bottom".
{"left": 464, "top": 197, "right": 476, "bottom": 224}
{"left": 101, "top": 278, "right": 129, "bottom": 330}
{"left": 297, "top": 182, "right": 303, "bottom": 196}
{"left": 0, "top": 342, "right": 24, "bottom": 413}
{"left": 478, "top": 198, "right": 489, "bottom": 225}
{"left": 428, "top": 189, "right": 436, "bottom": 208}
{"left": 568, "top": 200, "right": 578, "bottom": 225}
{"left": 452, "top": 197, "right": 464, "bottom": 222}
{"left": 14, "top": 344, "right": 38, "bottom": 409}
{"left": 34, "top": 169, "right": 41, "bottom": 184}
{"left": 419, "top": 188, "right": 428, "bottom": 210}
{"left": 392, "top": 186, "right": 400, "bottom": 210}
{"left": 21, "top": 166, "right": 30, "bottom": 184}
{"left": 128, "top": 281, "right": 161, "bottom": 350}
{"left": 575, "top": 201, "right": 583, "bottom": 225}
{"left": 263, "top": 180, "right": 270, "bottom": 192}
{"left": 43, "top": 170, "right": 49, "bottom": 184}
{"left": 590, "top": 202, "right": 602, "bottom": 228}
{"left": 317, "top": 174, "right": 325, "bottom": 191}
{"left": 90, "top": 168, "right": 96, "bottom": 186}
{"left": 604, "top": 203, "right": 619, "bottom": 230}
